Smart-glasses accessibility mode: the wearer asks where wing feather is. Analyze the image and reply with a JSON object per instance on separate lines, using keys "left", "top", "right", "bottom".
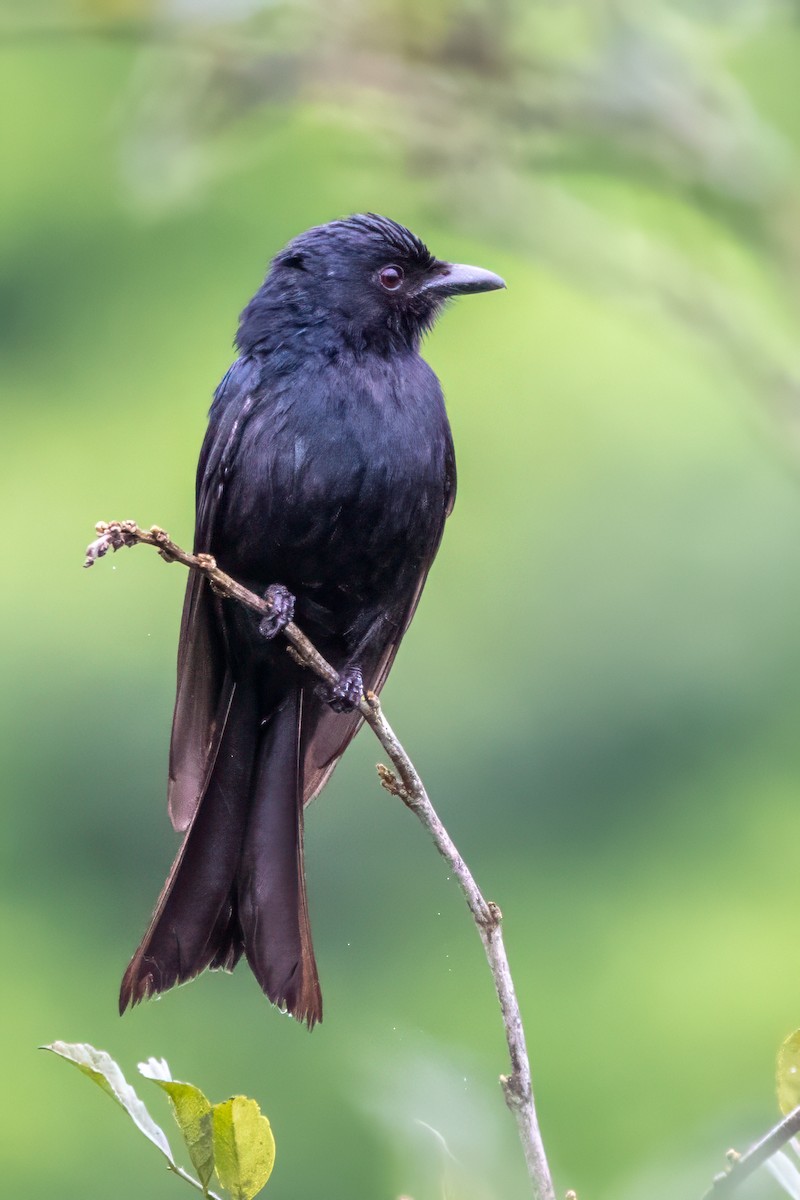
{"left": 167, "top": 360, "right": 257, "bottom": 831}
{"left": 303, "top": 424, "right": 455, "bottom": 802}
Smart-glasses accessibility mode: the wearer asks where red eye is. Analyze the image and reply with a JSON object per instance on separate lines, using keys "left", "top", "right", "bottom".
{"left": 379, "top": 265, "right": 404, "bottom": 291}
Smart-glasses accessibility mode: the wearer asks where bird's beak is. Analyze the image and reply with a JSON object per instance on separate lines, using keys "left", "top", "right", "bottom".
{"left": 420, "top": 262, "right": 506, "bottom": 298}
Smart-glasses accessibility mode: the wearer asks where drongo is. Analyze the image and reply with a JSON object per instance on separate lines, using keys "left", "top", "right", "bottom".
{"left": 120, "top": 214, "right": 504, "bottom": 1026}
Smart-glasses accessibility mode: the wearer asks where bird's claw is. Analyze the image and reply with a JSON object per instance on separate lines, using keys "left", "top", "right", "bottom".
{"left": 258, "top": 584, "right": 295, "bottom": 640}
{"left": 317, "top": 665, "right": 364, "bottom": 713}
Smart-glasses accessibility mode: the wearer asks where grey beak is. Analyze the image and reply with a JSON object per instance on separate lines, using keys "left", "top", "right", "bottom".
{"left": 420, "top": 262, "right": 506, "bottom": 298}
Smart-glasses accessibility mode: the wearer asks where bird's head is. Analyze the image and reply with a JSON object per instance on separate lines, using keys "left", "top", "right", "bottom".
{"left": 237, "top": 214, "right": 505, "bottom": 357}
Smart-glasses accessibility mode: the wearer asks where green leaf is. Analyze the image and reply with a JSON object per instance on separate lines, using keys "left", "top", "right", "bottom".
{"left": 42, "top": 1041, "right": 174, "bottom": 1163}
{"left": 139, "top": 1058, "right": 215, "bottom": 1193}
{"left": 212, "top": 1096, "right": 276, "bottom": 1200}
{"left": 777, "top": 1030, "right": 800, "bottom": 1115}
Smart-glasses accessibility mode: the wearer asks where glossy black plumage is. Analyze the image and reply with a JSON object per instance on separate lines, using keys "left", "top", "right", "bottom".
{"left": 120, "top": 215, "right": 504, "bottom": 1026}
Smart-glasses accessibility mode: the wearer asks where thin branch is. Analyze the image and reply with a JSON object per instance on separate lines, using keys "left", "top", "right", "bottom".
{"left": 703, "top": 1105, "right": 800, "bottom": 1198}
{"left": 168, "top": 1159, "right": 224, "bottom": 1200}
{"left": 84, "top": 520, "right": 557, "bottom": 1200}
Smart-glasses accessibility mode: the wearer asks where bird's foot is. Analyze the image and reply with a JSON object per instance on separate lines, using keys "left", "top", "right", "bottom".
{"left": 317, "top": 665, "right": 364, "bottom": 713}
{"left": 258, "top": 584, "right": 295, "bottom": 640}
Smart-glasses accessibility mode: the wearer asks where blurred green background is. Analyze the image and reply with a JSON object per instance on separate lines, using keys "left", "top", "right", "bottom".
{"left": 5, "top": 2, "right": 800, "bottom": 1198}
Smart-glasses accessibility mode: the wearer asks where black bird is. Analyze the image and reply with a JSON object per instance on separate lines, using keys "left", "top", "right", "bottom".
{"left": 120, "top": 214, "right": 504, "bottom": 1027}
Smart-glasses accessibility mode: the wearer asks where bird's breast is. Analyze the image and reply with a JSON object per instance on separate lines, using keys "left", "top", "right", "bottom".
{"left": 213, "top": 353, "right": 451, "bottom": 609}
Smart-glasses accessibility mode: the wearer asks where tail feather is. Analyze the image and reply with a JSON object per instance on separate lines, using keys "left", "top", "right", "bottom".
{"left": 120, "top": 681, "right": 257, "bottom": 1011}
{"left": 238, "top": 689, "right": 322, "bottom": 1026}
{"left": 207, "top": 888, "right": 245, "bottom": 973}
{"left": 120, "top": 682, "right": 322, "bottom": 1026}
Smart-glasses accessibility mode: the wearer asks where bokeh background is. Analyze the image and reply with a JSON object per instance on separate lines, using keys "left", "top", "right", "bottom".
{"left": 5, "top": 2, "right": 800, "bottom": 1197}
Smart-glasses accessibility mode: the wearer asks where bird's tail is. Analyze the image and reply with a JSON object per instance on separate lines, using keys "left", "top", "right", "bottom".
{"left": 119, "top": 683, "right": 322, "bottom": 1027}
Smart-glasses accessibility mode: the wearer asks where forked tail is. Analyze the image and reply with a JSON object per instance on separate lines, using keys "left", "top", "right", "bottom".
{"left": 120, "top": 684, "right": 322, "bottom": 1027}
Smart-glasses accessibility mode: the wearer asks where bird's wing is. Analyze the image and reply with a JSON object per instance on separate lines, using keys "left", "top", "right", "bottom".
{"left": 301, "top": 582, "right": 421, "bottom": 805}
{"left": 302, "top": 426, "right": 456, "bottom": 804}
{"left": 167, "top": 573, "right": 234, "bottom": 832}
{"left": 167, "top": 361, "right": 257, "bottom": 832}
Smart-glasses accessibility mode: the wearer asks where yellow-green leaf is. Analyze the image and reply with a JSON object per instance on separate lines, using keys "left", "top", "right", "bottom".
{"left": 140, "top": 1058, "right": 215, "bottom": 1192}
{"left": 778, "top": 1030, "right": 800, "bottom": 1115}
{"left": 212, "top": 1096, "right": 276, "bottom": 1200}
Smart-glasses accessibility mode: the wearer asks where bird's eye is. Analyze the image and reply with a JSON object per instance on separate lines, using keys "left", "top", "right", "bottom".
{"left": 379, "top": 265, "right": 404, "bottom": 291}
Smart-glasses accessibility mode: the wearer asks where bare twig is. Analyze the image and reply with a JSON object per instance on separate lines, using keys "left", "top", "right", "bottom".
{"left": 85, "top": 519, "right": 556, "bottom": 1200}
{"left": 703, "top": 1105, "right": 800, "bottom": 1198}
{"left": 84, "top": 520, "right": 340, "bottom": 688}
{"left": 168, "top": 1160, "right": 224, "bottom": 1200}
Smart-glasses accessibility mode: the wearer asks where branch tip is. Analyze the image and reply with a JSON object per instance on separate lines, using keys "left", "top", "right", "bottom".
{"left": 84, "top": 519, "right": 138, "bottom": 567}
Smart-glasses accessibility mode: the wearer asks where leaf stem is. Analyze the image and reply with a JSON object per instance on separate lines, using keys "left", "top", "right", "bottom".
{"left": 168, "top": 1160, "right": 220, "bottom": 1199}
